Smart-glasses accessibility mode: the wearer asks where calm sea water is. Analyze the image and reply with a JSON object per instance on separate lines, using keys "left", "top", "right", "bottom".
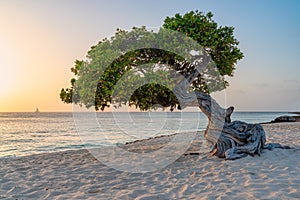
{"left": 0, "top": 112, "right": 289, "bottom": 158}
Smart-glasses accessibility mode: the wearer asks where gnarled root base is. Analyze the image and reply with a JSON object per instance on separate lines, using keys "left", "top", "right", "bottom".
{"left": 205, "top": 120, "right": 291, "bottom": 160}
{"left": 205, "top": 121, "right": 265, "bottom": 160}
{"left": 175, "top": 90, "right": 292, "bottom": 160}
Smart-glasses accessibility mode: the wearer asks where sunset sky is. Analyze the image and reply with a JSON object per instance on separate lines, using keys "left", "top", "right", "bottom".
{"left": 0, "top": 0, "right": 299, "bottom": 112}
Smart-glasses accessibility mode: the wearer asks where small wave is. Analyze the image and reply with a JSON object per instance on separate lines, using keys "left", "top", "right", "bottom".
{"left": 37, "top": 145, "right": 56, "bottom": 149}
{"left": 54, "top": 145, "right": 85, "bottom": 150}
{"left": 4, "top": 139, "right": 33, "bottom": 143}
{"left": 0, "top": 148, "right": 18, "bottom": 152}
{"left": 0, "top": 154, "right": 17, "bottom": 160}
{"left": 4, "top": 131, "right": 23, "bottom": 135}
{"left": 34, "top": 131, "right": 49, "bottom": 133}
{"left": 53, "top": 143, "right": 107, "bottom": 150}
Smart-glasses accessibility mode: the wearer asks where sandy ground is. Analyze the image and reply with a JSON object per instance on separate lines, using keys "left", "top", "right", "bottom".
{"left": 0, "top": 123, "right": 299, "bottom": 199}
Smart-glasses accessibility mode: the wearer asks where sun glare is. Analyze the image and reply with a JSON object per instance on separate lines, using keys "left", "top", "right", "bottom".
{"left": 0, "top": 46, "right": 16, "bottom": 98}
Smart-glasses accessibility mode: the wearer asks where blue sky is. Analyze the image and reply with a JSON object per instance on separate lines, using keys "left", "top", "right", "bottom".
{"left": 0, "top": 0, "right": 299, "bottom": 111}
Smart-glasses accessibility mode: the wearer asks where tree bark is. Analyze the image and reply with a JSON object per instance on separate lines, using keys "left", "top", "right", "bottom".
{"left": 173, "top": 82, "right": 288, "bottom": 160}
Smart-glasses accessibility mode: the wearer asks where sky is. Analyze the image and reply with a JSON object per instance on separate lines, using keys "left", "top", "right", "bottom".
{"left": 0, "top": 0, "right": 299, "bottom": 112}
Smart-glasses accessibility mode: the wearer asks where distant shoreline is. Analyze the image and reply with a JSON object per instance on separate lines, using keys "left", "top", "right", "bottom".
{"left": 289, "top": 112, "right": 300, "bottom": 115}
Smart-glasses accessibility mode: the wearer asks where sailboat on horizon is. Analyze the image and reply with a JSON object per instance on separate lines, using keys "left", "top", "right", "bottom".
{"left": 35, "top": 108, "right": 40, "bottom": 113}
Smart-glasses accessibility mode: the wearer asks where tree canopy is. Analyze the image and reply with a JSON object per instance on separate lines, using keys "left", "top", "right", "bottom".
{"left": 60, "top": 11, "right": 243, "bottom": 111}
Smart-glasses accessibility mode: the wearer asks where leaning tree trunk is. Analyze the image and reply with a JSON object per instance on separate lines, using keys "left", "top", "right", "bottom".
{"left": 172, "top": 55, "right": 287, "bottom": 160}
{"left": 174, "top": 87, "right": 259, "bottom": 159}
{"left": 174, "top": 88, "right": 288, "bottom": 159}
{"left": 195, "top": 92, "right": 267, "bottom": 160}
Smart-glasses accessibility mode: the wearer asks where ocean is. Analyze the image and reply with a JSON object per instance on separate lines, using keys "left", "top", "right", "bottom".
{"left": 0, "top": 111, "right": 289, "bottom": 158}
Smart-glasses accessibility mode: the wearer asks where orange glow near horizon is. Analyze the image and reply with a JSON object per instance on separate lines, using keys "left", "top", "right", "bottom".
{"left": 0, "top": 4, "right": 81, "bottom": 112}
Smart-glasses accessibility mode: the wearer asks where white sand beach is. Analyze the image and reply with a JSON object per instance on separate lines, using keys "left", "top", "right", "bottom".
{"left": 0, "top": 123, "right": 299, "bottom": 199}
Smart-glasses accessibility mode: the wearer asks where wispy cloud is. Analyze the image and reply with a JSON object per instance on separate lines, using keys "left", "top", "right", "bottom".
{"left": 284, "top": 79, "right": 300, "bottom": 83}
{"left": 235, "top": 89, "right": 246, "bottom": 94}
{"left": 254, "top": 83, "right": 269, "bottom": 88}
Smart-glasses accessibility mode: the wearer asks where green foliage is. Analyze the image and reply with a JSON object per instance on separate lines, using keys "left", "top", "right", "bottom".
{"left": 163, "top": 11, "right": 243, "bottom": 76}
{"left": 60, "top": 11, "right": 243, "bottom": 111}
